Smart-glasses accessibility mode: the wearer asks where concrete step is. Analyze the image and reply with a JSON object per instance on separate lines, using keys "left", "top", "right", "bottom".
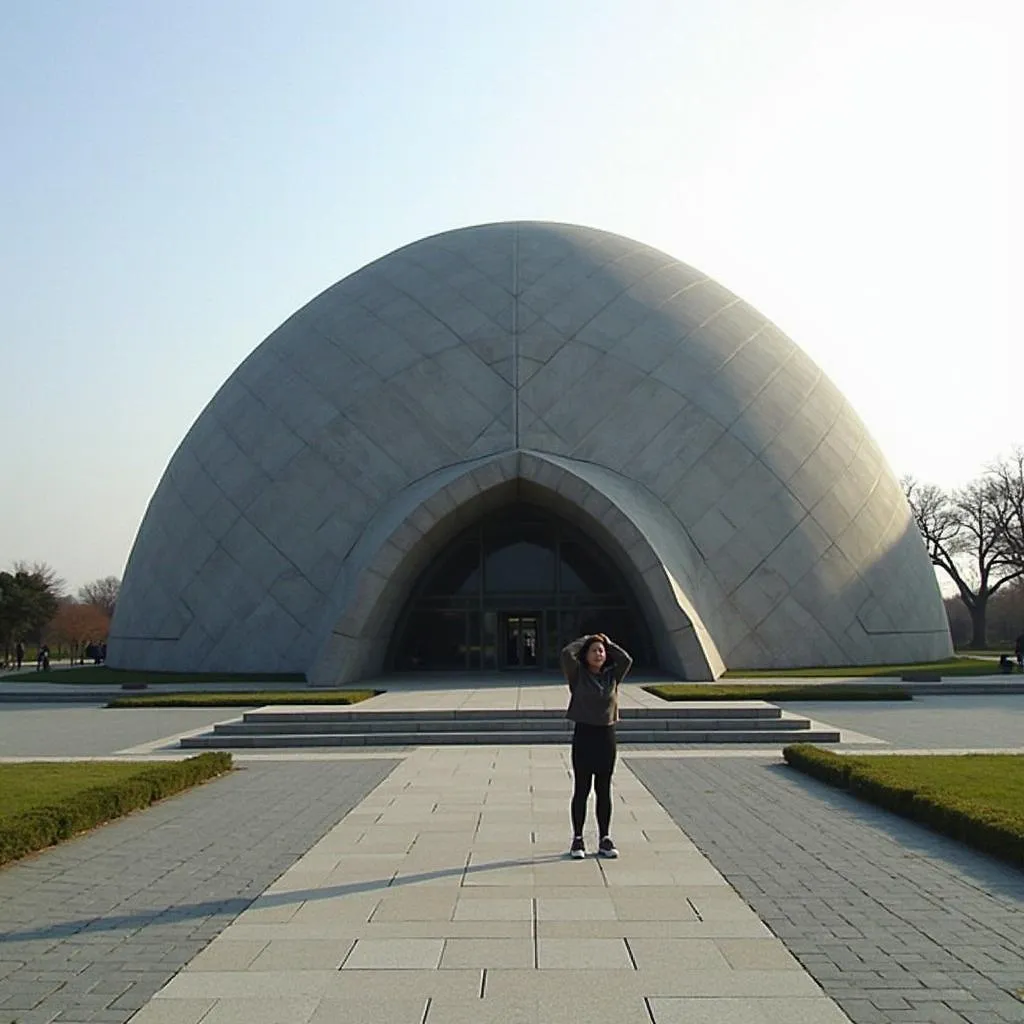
{"left": 178, "top": 700, "right": 839, "bottom": 749}
{"left": 180, "top": 726, "right": 840, "bottom": 748}
{"left": 240, "top": 705, "right": 783, "bottom": 723}
{"left": 208, "top": 716, "right": 809, "bottom": 736}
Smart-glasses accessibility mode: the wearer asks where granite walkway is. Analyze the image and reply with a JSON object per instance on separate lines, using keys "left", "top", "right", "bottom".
{"left": 1, "top": 687, "right": 1023, "bottom": 1022}
{"left": 0, "top": 760, "right": 398, "bottom": 1024}
{"left": 627, "top": 756, "right": 1024, "bottom": 1024}
{"left": 131, "top": 746, "right": 847, "bottom": 1024}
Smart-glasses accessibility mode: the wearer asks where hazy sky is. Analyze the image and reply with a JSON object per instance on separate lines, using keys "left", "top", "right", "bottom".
{"left": 1, "top": 0, "right": 1016, "bottom": 594}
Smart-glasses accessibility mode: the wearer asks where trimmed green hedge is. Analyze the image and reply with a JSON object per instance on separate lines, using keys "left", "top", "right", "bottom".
{"left": 783, "top": 745, "right": 1024, "bottom": 868}
{"left": 107, "top": 690, "right": 381, "bottom": 708}
{"left": 645, "top": 684, "right": 911, "bottom": 701}
{"left": 722, "top": 657, "right": 999, "bottom": 679}
{"left": 0, "top": 753, "right": 232, "bottom": 867}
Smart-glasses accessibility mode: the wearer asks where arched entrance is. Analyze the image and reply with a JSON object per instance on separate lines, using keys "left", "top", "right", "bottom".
{"left": 308, "top": 449, "right": 723, "bottom": 686}
{"left": 390, "top": 502, "right": 652, "bottom": 672}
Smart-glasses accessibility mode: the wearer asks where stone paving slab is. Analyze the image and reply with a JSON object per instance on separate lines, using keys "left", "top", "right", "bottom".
{"left": 627, "top": 755, "right": 1024, "bottom": 1024}
{"left": 139, "top": 746, "right": 849, "bottom": 1022}
{"left": 7, "top": 691, "right": 1021, "bottom": 764}
{"left": 6, "top": 690, "right": 1022, "bottom": 1023}
{"left": 0, "top": 706, "right": 248, "bottom": 757}
{"left": 778, "top": 694, "right": 1024, "bottom": 750}
{"left": 0, "top": 760, "right": 398, "bottom": 1024}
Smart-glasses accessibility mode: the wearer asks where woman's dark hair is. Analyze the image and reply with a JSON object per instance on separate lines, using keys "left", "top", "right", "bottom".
{"left": 577, "top": 635, "right": 608, "bottom": 664}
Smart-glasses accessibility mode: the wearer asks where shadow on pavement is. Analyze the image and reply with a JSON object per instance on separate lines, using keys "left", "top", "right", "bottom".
{"left": 0, "top": 853, "right": 568, "bottom": 944}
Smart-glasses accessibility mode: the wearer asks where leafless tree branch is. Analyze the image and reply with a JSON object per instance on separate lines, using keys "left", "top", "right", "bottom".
{"left": 902, "top": 473, "right": 1024, "bottom": 647}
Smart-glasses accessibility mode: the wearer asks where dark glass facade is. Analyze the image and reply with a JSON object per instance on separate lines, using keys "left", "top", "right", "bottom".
{"left": 390, "top": 503, "right": 651, "bottom": 671}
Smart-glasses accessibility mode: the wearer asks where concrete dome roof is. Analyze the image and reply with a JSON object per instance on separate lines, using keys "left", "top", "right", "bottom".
{"left": 109, "top": 221, "right": 950, "bottom": 680}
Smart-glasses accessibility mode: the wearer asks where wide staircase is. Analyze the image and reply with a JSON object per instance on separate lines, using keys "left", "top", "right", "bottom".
{"left": 179, "top": 703, "right": 840, "bottom": 749}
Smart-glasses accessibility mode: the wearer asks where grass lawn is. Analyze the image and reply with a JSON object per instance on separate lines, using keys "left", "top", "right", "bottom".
{"left": 723, "top": 657, "right": 1004, "bottom": 679}
{"left": 784, "top": 747, "right": 1024, "bottom": 867}
{"left": 646, "top": 683, "right": 911, "bottom": 701}
{"left": 0, "top": 762, "right": 173, "bottom": 817}
{"left": 0, "top": 667, "right": 306, "bottom": 685}
{"left": 108, "top": 690, "right": 380, "bottom": 708}
{"left": 0, "top": 755, "right": 232, "bottom": 866}
{"left": 834, "top": 753, "right": 1024, "bottom": 816}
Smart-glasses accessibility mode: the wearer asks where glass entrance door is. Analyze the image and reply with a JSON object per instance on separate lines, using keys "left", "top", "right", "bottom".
{"left": 500, "top": 613, "right": 541, "bottom": 670}
{"left": 390, "top": 502, "right": 654, "bottom": 673}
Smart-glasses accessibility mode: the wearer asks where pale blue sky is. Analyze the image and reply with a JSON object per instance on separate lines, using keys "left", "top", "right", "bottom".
{"left": 1, "top": 0, "right": 1015, "bottom": 592}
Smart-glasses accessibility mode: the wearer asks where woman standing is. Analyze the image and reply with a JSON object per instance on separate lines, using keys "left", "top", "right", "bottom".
{"left": 560, "top": 632, "right": 633, "bottom": 859}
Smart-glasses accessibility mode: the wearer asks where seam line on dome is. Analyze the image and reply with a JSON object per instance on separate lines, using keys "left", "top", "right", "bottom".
{"left": 512, "top": 224, "right": 520, "bottom": 447}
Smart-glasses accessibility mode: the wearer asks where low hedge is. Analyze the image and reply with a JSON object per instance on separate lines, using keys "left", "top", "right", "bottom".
{"left": 645, "top": 684, "right": 911, "bottom": 701}
{"left": 783, "top": 745, "right": 1024, "bottom": 868}
{"left": 723, "top": 657, "right": 999, "bottom": 679}
{"left": 107, "top": 690, "right": 380, "bottom": 708}
{"left": 0, "top": 753, "right": 232, "bottom": 867}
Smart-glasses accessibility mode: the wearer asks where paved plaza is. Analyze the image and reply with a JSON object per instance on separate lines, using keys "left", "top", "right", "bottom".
{"left": 0, "top": 683, "right": 1022, "bottom": 1023}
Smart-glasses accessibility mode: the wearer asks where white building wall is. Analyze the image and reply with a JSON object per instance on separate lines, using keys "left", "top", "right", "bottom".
{"left": 109, "top": 222, "right": 951, "bottom": 678}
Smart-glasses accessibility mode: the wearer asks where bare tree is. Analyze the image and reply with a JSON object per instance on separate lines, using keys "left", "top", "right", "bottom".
{"left": 903, "top": 476, "right": 1024, "bottom": 649}
{"left": 78, "top": 576, "right": 120, "bottom": 618}
{"left": 990, "top": 448, "right": 1024, "bottom": 571}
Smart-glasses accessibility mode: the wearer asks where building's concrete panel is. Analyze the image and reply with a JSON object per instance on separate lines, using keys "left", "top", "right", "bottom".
{"left": 109, "top": 222, "right": 951, "bottom": 678}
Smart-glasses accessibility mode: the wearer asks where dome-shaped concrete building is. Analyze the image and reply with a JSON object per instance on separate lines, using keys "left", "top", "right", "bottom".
{"left": 109, "top": 222, "right": 951, "bottom": 682}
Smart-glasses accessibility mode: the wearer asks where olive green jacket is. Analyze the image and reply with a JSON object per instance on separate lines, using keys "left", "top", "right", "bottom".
{"left": 561, "top": 636, "right": 633, "bottom": 726}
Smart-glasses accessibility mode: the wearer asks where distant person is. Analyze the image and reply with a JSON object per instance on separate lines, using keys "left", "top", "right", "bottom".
{"left": 37, "top": 644, "right": 50, "bottom": 672}
{"left": 15, "top": 641, "right": 24, "bottom": 669}
{"left": 999, "top": 654, "right": 1014, "bottom": 675}
{"left": 1015, "top": 632, "right": 1024, "bottom": 671}
{"left": 561, "top": 632, "right": 633, "bottom": 860}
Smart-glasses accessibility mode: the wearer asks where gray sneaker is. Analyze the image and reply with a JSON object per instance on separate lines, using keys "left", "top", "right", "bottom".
{"left": 570, "top": 836, "right": 586, "bottom": 859}
{"left": 598, "top": 836, "right": 619, "bottom": 858}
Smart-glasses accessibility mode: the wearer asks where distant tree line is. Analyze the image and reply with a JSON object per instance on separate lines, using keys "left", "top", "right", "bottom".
{"left": 943, "top": 584, "right": 1024, "bottom": 650}
{"left": 0, "top": 565, "right": 120, "bottom": 667}
{"left": 904, "top": 448, "right": 1024, "bottom": 649}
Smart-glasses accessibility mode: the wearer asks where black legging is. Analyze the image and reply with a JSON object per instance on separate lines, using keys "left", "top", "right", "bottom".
{"left": 571, "top": 769, "right": 613, "bottom": 838}
{"left": 570, "top": 722, "right": 616, "bottom": 837}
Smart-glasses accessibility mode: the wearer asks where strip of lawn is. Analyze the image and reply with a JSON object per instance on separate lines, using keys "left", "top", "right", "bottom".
{"left": 722, "top": 657, "right": 1003, "bottom": 679}
{"left": 107, "top": 689, "right": 380, "bottom": 708}
{"left": 0, "top": 667, "right": 306, "bottom": 685}
{"left": 0, "top": 754, "right": 232, "bottom": 866}
{"left": 783, "top": 746, "right": 1024, "bottom": 868}
{"left": 645, "top": 683, "right": 911, "bottom": 701}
